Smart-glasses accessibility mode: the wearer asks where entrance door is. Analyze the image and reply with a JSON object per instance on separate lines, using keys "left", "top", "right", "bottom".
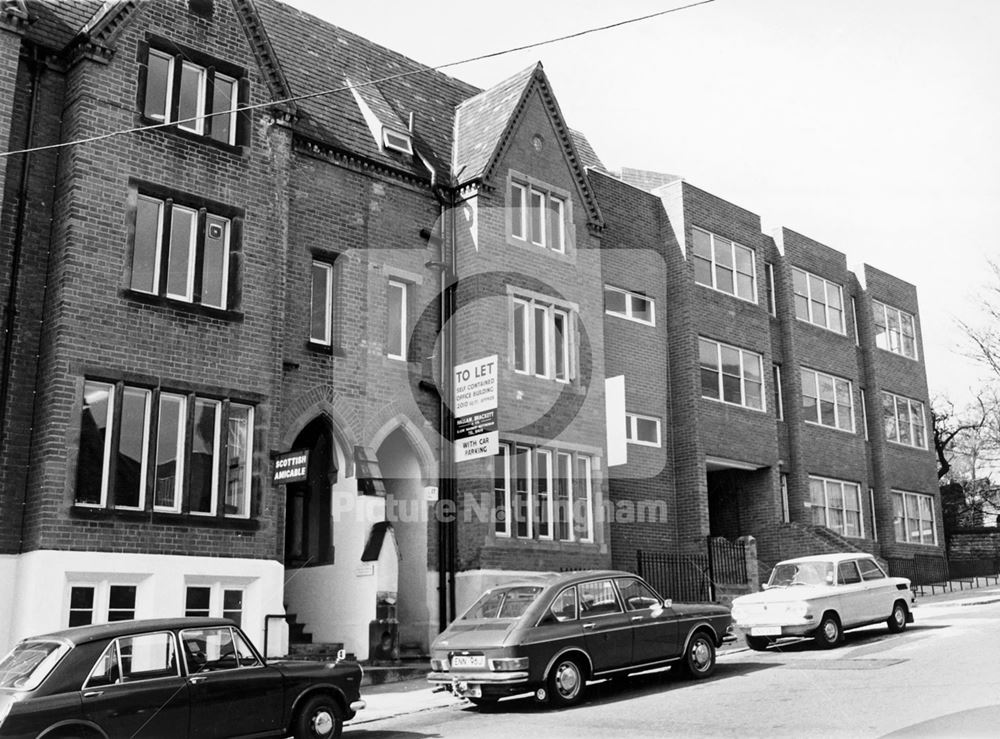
{"left": 284, "top": 418, "right": 335, "bottom": 567}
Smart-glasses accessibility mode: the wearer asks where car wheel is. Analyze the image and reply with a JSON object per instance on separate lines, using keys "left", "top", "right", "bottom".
{"left": 745, "top": 634, "right": 771, "bottom": 651}
{"left": 887, "top": 601, "right": 908, "bottom": 634}
{"left": 814, "top": 613, "right": 842, "bottom": 649}
{"left": 546, "top": 655, "right": 586, "bottom": 707}
{"left": 293, "top": 694, "right": 344, "bottom": 739}
{"left": 681, "top": 632, "right": 717, "bottom": 679}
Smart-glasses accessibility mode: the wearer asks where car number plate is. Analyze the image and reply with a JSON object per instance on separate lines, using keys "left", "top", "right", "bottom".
{"left": 451, "top": 654, "right": 485, "bottom": 668}
{"left": 751, "top": 626, "right": 782, "bottom": 636}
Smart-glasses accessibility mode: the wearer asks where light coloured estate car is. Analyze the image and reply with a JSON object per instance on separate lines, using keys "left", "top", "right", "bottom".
{"left": 731, "top": 553, "right": 914, "bottom": 650}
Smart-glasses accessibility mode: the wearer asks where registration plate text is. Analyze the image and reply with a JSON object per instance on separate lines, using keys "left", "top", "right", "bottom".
{"left": 751, "top": 626, "right": 782, "bottom": 636}
{"left": 451, "top": 654, "right": 485, "bottom": 668}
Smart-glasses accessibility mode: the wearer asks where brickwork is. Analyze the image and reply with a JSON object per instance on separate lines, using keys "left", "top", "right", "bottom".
{"left": 589, "top": 172, "right": 675, "bottom": 566}
{"left": 19, "top": 0, "right": 286, "bottom": 558}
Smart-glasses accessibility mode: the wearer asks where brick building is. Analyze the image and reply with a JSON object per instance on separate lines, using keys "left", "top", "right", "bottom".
{"left": 0, "top": 0, "right": 943, "bottom": 658}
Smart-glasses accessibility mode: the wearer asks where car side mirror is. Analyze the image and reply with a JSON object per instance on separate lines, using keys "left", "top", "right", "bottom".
{"left": 761, "top": 583, "right": 770, "bottom": 591}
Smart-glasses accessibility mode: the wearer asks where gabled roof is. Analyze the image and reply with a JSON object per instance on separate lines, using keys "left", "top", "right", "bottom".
{"left": 253, "top": 0, "right": 478, "bottom": 179}
{"left": 454, "top": 63, "right": 603, "bottom": 228}
{"left": 20, "top": 0, "right": 108, "bottom": 51}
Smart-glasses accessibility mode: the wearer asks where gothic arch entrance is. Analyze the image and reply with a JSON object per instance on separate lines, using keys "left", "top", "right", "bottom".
{"left": 285, "top": 417, "right": 335, "bottom": 567}
{"left": 377, "top": 427, "right": 433, "bottom": 653}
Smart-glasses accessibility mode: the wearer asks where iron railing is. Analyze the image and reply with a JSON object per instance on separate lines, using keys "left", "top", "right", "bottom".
{"left": 636, "top": 537, "right": 748, "bottom": 603}
{"left": 886, "top": 554, "right": 1000, "bottom": 594}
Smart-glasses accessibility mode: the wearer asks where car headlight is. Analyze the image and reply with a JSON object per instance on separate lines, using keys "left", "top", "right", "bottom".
{"left": 488, "top": 657, "right": 529, "bottom": 672}
{"left": 430, "top": 658, "right": 448, "bottom": 671}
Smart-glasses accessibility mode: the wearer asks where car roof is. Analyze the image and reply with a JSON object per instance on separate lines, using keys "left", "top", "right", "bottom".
{"left": 777, "top": 553, "right": 876, "bottom": 566}
{"left": 22, "top": 617, "right": 236, "bottom": 646}
{"left": 486, "top": 570, "right": 640, "bottom": 590}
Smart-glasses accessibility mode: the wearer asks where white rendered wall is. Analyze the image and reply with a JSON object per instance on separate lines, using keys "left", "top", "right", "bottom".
{"left": 3, "top": 550, "right": 286, "bottom": 656}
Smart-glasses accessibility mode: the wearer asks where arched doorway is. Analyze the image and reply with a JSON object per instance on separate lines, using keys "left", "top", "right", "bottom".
{"left": 285, "top": 417, "right": 335, "bottom": 567}
{"left": 377, "top": 428, "right": 432, "bottom": 654}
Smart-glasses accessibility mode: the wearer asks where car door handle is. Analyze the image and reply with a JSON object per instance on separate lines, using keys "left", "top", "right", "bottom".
{"left": 83, "top": 691, "right": 104, "bottom": 698}
{"left": 189, "top": 676, "right": 207, "bottom": 684}
{"left": 582, "top": 623, "right": 596, "bottom": 631}
{"left": 630, "top": 616, "right": 643, "bottom": 622}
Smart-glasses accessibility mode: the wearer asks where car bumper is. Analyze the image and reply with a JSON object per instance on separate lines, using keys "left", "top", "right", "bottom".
{"left": 738, "top": 623, "right": 815, "bottom": 638}
{"left": 428, "top": 671, "right": 531, "bottom": 698}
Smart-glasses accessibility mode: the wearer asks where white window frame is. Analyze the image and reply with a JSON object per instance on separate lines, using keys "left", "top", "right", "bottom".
{"left": 625, "top": 413, "right": 662, "bottom": 447}
{"left": 698, "top": 337, "right": 765, "bottom": 411}
{"left": 508, "top": 176, "right": 568, "bottom": 254}
{"left": 791, "top": 267, "right": 846, "bottom": 334}
{"left": 690, "top": 227, "right": 757, "bottom": 303}
{"left": 310, "top": 260, "right": 334, "bottom": 345}
{"left": 773, "top": 365, "right": 784, "bottom": 420}
{"left": 765, "top": 262, "right": 776, "bottom": 315}
{"left": 809, "top": 475, "right": 864, "bottom": 538}
{"left": 535, "top": 449, "right": 554, "bottom": 540}
{"left": 184, "top": 582, "right": 246, "bottom": 626}
{"left": 77, "top": 381, "right": 116, "bottom": 509}
{"left": 225, "top": 403, "right": 254, "bottom": 519}
{"left": 860, "top": 389, "right": 869, "bottom": 441}
{"left": 114, "top": 387, "right": 151, "bottom": 511}
{"left": 201, "top": 215, "right": 231, "bottom": 310}
{"left": 801, "top": 367, "right": 855, "bottom": 432}
{"left": 882, "top": 391, "right": 927, "bottom": 449}
{"left": 510, "top": 295, "right": 575, "bottom": 383}
{"left": 869, "top": 488, "right": 877, "bottom": 541}
{"left": 189, "top": 397, "right": 222, "bottom": 517}
{"left": 892, "top": 490, "right": 937, "bottom": 545}
{"left": 604, "top": 285, "right": 655, "bottom": 326}
{"left": 494, "top": 443, "right": 594, "bottom": 543}
{"left": 873, "top": 299, "right": 918, "bottom": 360}
{"left": 387, "top": 279, "right": 408, "bottom": 360}
{"left": 493, "top": 445, "right": 512, "bottom": 537}
{"left": 177, "top": 61, "right": 208, "bottom": 135}
{"left": 66, "top": 581, "right": 139, "bottom": 628}
{"left": 165, "top": 205, "right": 198, "bottom": 302}
{"left": 145, "top": 49, "right": 175, "bottom": 124}
{"left": 212, "top": 72, "right": 238, "bottom": 147}
{"left": 154, "top": 392, "right": 186, "bottom": 513}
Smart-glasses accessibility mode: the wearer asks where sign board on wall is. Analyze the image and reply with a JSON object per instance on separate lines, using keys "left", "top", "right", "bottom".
{"left": 453, "top": 355, "right": 498, "bottom": 462}
{"left": 272, "top": 450, "right": 309, "bottom": 484}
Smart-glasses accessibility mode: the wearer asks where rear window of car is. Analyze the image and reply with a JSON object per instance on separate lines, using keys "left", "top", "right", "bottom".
{"left": 0, "top": 640, "right": 70, "bottom": 691}
{"left": 461, "top": 587, "right": 543, "bottom": 620}
{"left": 857, "top": 559, "right": 887, "bottom": 580}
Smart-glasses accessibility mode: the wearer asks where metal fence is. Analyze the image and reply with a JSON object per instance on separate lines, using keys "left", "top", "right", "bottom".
{"left": 636, "top": 538, "right": 748, "bottom": 603}
{"left": 886, "top": 554, "right": 1000, "bottom": 594}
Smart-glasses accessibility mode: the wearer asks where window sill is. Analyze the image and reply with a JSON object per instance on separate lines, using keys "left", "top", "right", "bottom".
{"left": 124, "top": 290, "right": 244, "bottom": 321}
{"left": 700, "top": 396, "right": 767, "bottom": 415}
{"left": 885, "top": 440, "right": 929, "bottom": 452}
{"left": 505, "top": 234, "right": 576, "bottom": 265}
{"left": 803, "top": 420, "right": 858, "bottom": 435}
{"left": 490, "top": 534, "right": 600, "bottom": 550}
{"left": 693, "top": 281, "right": 758, "bottom": 306}
{"left": 70, "top": 505, "right": 260, "bottom": 531}
{"left": 139, "top": 115, "right": 248, "bottom": 156}
{"left": 793, "top": 317, "right": 849, "bottom": 338}
{"left": 605, "top": 311, "right": 656, "bottom": 328}
{"left": 307, "top": 341, "right": 346, "bottom": 357}
{"left": 875, "top": 346, "right": 920, "bottom": 362}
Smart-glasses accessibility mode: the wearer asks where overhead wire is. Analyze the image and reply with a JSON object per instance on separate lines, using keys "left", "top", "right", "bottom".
{"left": 0, "top": 0, "right": 717, "bottom": 159}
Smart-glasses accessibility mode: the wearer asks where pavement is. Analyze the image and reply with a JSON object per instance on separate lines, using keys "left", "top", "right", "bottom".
{"left": 346, "top": 580, "right": 1000, "bottom": 728}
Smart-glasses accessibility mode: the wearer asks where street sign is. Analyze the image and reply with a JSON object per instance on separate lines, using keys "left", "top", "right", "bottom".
{"left": 453, "top": 355, "right": 498, "bottom": 461}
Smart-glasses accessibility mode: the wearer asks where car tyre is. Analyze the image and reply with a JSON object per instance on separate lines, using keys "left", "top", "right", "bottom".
{"left": 814, "top": 613, "right": 842, "bottom": 649}
{"left": 546, "top": 655, "right": 586, "bottom": 707}
{"left": 293, "top": 694, "right": 344, "bottom": 739}
{"left": 680, "top": 632, "right": 717, "bottom": 679}
{"left": 745, "top": 634, "right": 771, "bottom": 651}
{"left": 887, "top": 601, "right": 908, "bottom": 634}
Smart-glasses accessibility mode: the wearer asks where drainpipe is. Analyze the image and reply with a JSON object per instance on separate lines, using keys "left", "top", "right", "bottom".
{"left": 2, "top": 50, "right": 42, "bottom": 545}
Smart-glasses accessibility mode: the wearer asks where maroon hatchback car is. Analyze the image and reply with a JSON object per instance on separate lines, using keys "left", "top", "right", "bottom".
{"left": 428, "top": 570, "right": 734, "bottom": 707}
{"left": 0, "top": 617, "right": 364, "bottom": 739}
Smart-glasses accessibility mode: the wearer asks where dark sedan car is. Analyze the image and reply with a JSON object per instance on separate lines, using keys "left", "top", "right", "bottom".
{"left": 0, "top": 617, "right": 364, "bottom": 739}
{"left": 428, "top": 570, "right": 734, "bottom": 708}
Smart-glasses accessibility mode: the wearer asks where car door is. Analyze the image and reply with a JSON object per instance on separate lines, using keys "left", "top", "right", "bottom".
{"left": 856, "top": 558, "right": 894, "bottom": 621}
{"left": 578, "top": 579, "right": 632, "bottom": 673}
{"left": 81, "top": 631, "right": 191, "bottom": 738}
{"left": 181, "top": 626, "right": 284, "bottom": 739}
{"left": 614, "top": 577, "right": 678, "bottom": 665}
{"left": 835, "top": 560, "right": 866, "bottom": 627}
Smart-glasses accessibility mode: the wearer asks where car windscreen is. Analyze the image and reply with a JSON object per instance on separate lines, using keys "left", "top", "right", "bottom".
{"left": 461, "top": 586, "right": 544, "bottom": 620}
{"left": 0, "top": 640, "right": 71, "bottom": 691}
{"left": 768, "top": 561, "right": 834, "bottom": 587}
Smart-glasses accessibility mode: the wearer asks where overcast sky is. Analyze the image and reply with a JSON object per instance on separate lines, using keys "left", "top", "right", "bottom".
{"left": 286, "top": 0, "right": 1000, "bottom": 410}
